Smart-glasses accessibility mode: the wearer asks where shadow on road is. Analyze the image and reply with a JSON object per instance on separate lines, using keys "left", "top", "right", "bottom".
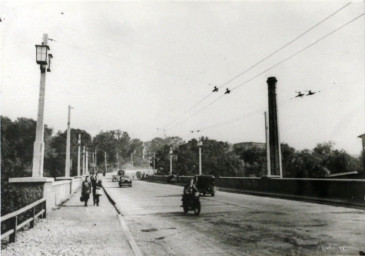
{"left": 154, "top": 211, "right": 201, "bottom": 218}
{"left": 60, "top": 205, "right": 86, "bottom": 208}
{"left": 103, "top": 186, "right": 121, "bottom": 189}
{"left": 154, "top": 194, "right": 182, "bottom": 198}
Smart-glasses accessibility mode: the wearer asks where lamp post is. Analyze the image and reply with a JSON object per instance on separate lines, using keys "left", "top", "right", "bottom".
{"left": 31, "top": 34, "right": 53, "bottom": 177}
{"left": 169, "top": 147, "right": 173, "bottom": 175}
{"left": 198, "top": 140, "right": 203, "bottom": 175}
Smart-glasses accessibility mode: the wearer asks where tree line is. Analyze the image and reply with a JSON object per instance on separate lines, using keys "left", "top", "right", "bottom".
{"left": 1, "top": 115, "right": 364, "bottom": 181}
{"left": 1, "top": 116, "right": 146, "bottom": 180}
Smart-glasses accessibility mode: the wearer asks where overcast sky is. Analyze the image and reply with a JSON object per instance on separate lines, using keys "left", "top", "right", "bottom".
{"left": 1, "top": 0, "right": 364, "bottom": 154}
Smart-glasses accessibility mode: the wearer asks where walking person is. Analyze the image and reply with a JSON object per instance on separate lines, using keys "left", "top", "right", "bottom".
{"left": 94, "top": 174, "right": 103, "bottom": 206}
{"left": 90, "top": 173, "right": 97, "bottom": 205}
{"left": 81, "top": 176, "right": 92, "bottom": 207}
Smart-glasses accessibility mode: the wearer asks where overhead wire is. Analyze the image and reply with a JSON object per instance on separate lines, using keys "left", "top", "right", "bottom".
{"left": 160, "top": 2, "right": 352, "bottom": 131}
{"left": 164, "top": 11, "right": 364, "bottom": 133}
{"left": 187, "top": 76, "right": 354, "bottom": 137}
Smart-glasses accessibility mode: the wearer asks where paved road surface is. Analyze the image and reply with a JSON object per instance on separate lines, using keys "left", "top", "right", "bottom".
{"left": 104, "top": 178, "right": 365, "bottom": 256}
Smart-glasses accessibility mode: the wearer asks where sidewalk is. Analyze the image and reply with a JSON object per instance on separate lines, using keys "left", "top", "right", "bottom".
{"left": 1, "top": 186, "right": 134, "bottom": 256}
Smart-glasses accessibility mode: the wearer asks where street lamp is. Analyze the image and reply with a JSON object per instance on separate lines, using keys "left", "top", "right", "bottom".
{"left": 198, "top": 140, "right": 203, "bottom": 175}
{"left": 169, "top": 147, "right": 173, "bottom": 175}
{"left": 35, "top": 43, "right": 50, "bottom": 65}
{"left": 31, "top": 34, "right": 53, "bottom": 177}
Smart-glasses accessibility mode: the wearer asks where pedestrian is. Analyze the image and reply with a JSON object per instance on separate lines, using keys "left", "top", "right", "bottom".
{"left": 81, "top": 176, "right": 92, "bottom": 207}
{"left": 90, "top": 173, "right": 97, "bottom": 205}
{"left": 94, "top": 174, "right": 103, "bottom": 206}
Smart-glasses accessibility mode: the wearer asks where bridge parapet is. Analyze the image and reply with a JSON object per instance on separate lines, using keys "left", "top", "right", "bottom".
{"left": 9, "top": 177, "right": 83, "bottom": 213}
{"left": 146, "top": 175, "right": 365, "bottom": 207}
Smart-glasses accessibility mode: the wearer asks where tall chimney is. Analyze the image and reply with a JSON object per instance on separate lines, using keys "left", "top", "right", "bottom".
{"left": 267, "top": 77, "right": 282, "bottom": 177}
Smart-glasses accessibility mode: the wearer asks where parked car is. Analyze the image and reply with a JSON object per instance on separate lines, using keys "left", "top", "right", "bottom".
{"left": 167, "top": 174, "right": 178, "bottom": 183}
{"left": 195, "top": 175, "right": 215, "bottom": 196}
{"left": 112, "top": 170, "right": 125, "bottom": 182}
{"left": 119, "top": 176, "right": 132, "bottom": 187}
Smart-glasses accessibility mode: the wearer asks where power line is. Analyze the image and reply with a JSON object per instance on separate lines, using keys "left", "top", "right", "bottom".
{"left": 160, "top": 2, "right": 352, "bottom": 131}
{"left": 165, "top": 11, "right": 364, "bottom": 131}
{"left": 187, "top": 78, "right": 352, "bottom": 136}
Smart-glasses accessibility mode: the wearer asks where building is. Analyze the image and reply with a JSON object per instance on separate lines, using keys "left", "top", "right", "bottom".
{"left": 233, "top": 142, "right": 266, "bottom": 151}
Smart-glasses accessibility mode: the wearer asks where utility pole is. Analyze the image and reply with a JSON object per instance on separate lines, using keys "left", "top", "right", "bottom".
{"left": 64, "top": 105, "right": 72, "bottom": 177}
{"left": 169, "top": 147, "right": 173, "bottom": 175}
{"left": 77, "top": 134, "right": 81, "bottom": 176}
{"left": 153, "top": 153, "right": 156, "bottom": 171}
{"left": 82, "top": 146, "right": 86, "bottom": 175}
{"left": 31, "top": 34, "right": 49, "bottom": 177}
{"left": 86, "top": 150, "right": 89, "bottom": 175}
{"left": 104, "top": 152, "right": 107, "bottom": 174}
{"left": 131, "top": 152, "right": 134, "bottom": 167}
{"left": 264, "top": 112, "right": 271, "bottom": 177}
{"left": 116, "top": 152, "right": 120, "bottom": 170}
{"left": 198, "top": 140, "right": 203, "bottom": 175}
{"left": 94, "top": 148, "right": 97, "bottom": 170}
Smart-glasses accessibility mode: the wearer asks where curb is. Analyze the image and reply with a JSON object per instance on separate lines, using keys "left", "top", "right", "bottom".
{"left": 102, "top": 183, "right": 143, "bottom": 256}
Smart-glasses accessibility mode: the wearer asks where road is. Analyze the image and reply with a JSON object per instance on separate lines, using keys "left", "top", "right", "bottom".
{"left": 103, "top": 176, "right": 365, "bottom": 256}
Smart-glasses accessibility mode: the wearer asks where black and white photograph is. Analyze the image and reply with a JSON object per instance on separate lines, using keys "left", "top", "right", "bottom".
{"left": 1, "top": 0, "right": 364, "bottom": 255}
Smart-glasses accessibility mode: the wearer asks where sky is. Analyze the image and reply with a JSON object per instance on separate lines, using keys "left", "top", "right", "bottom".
{"left": 1, "top": 0, "right": 364, "bottom": 155}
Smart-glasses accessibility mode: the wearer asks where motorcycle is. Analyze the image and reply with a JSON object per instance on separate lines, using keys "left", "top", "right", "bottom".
{"left": 181, "top": 191, "right": 201, "bottom": 215}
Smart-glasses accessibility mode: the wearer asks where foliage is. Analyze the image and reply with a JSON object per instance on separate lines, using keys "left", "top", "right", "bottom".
{"left": 1, "top": 181, "right": 43, "bottom": 216}
{"left": 1, "top": 115, "right": 362, "bottom": 180}
{"left": 1, "top": 116, "right": 52, "bottom": 180}
{"left": 234, "top": 141, "right": 362, "bottom": 178}
{"left": 234, "top": 146, "right": 266, "bottom": 177}
{"left": 44, "top": 129, "right": 92, "bottom": 177}
{"left": 154, "top": 137, "right": 244, "bottom": 177}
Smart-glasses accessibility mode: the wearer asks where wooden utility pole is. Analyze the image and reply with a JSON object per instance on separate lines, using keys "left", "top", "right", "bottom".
{"left": 264, "top": 112, "right": 271, "bottom": 176}
{"left": 65, "top": 105, "right": 72, "bottom": 177}
{"left": 77, "top": 134, "right": 81, "bottom": 176}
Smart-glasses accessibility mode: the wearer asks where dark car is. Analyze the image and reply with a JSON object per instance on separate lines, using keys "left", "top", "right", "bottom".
{"left": 167, "top": 174, "right": 178, "bottom": 183}
{"left": 195, "top": 175, "right": 215, "bottom": 196}
{"left": 119, "top": 176, "right": 132, "bottom": 187}
{"left": 112, "top": 170, "right": 125, "bottom": 182}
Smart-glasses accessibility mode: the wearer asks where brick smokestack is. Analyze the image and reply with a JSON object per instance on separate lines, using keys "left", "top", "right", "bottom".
{"left": 267, "top": 77, "right": 282, "bottom": 177}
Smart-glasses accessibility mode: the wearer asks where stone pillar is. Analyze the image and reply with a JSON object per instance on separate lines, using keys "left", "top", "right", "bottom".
{"left": 267, "top": 77, "right": 282, "bottom": 177}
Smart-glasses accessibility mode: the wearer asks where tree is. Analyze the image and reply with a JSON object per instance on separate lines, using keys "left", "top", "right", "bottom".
{"left": 234, "top": 146, "right": 266, "bottom": 177}
{"left": 1, "top": 116, "right": 52, "bottom": 179}
{"left": 44, "top": 129, "right": 92, "bottom": 177}
{"left": 153, "top": 137, "right": 244, "bottom": 177}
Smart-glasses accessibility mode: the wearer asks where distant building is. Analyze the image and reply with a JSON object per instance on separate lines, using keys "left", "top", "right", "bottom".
{"left": 233, "top": 142, "right": 265, "bottom": 151}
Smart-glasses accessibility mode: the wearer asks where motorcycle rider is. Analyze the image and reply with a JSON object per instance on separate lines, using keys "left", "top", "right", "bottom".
{"left": 181, "top": 176, "right": 199, "bottom": 206}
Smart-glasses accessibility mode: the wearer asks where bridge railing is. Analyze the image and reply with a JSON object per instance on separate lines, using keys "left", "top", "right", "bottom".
{"left": 1, "top": 198, "right": 46, "bottom": 243}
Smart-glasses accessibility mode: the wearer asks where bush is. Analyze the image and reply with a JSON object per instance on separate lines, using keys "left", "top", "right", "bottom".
{"left": 1, "top": 181, "right": 43, "bottom": 216}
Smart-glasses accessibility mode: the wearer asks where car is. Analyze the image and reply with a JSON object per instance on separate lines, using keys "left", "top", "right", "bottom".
{"left": 167, "top": 174, "right": 178, "bottom": 183}
{"left": 195, "top": 175, "right": 215, "bottom": 196}
{"left": 112, "top": 170, "right": 125, "bottom": 182}
{"left": 119, "top": 176, "right": 132, "bottom": 187}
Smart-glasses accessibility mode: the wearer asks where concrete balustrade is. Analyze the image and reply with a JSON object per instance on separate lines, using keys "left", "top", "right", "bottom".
{"left": 145, "top": 175, "right": 365, "bottom": 207}
{"left": 9, "top": 177, "right": 83, "bottom": 213}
